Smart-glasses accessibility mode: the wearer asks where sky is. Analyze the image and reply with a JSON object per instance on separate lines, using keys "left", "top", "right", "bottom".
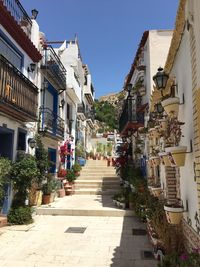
{"left": 21, "top": 0, "right": 179, "bottom": 98}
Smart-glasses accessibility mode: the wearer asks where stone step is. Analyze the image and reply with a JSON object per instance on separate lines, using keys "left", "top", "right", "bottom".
{"left": 77, "top": 176, "right": 119, "bottom": 181}
{"left": 74, "top": 189, "right": 118, "bottom": 195}
{"left": 36, "top": 208, "right": 134, "bottom": 217}
{"left": 81, "top": 170, "right": 116, "bottom": 174}
{"left": 0, "top": 215, "right": 7, "bottom": 228}
{"left": 75, "top": 184, "right": 120, "bottom": 189}
{"left": 79, "top": 173, "right": 117, "bottom": 177}
{"left": 75, "top": 180, "right": 120, "bottom": 185}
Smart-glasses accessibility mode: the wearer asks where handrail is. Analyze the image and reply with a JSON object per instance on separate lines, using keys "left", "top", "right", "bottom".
{"left": 2, "top": 0, "right": 32, "bottom": 37}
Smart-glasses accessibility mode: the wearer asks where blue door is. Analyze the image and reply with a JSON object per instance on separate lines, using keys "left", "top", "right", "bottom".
{"left": 48, "top": 148, "right": 57, "bottom": 174}
{"left": 0, "top": 126, "right": 14, "bottom": 214}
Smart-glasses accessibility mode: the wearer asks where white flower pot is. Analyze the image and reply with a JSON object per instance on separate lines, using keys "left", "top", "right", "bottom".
{"left": 149, "top": 156, "right": 160, "bottom": 166}
{"left": 164, "top": 205, "right": 184, "bottom": 224}
{"left": 158, "top": 152, "right": 171, "bottom": 166}
{"left": 161, "top": 97, "right": 180, "bottom": 117}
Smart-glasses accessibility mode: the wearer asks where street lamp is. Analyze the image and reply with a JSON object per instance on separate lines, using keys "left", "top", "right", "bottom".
{"left": 31, "top": 9, "right": 39, "bottom": 20}
{"left": 153, "top": 67, "right": 169, "bottom": 90}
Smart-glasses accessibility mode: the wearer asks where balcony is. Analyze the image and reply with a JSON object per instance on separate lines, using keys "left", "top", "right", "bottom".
{"left": 0, "top": 1, "right": 41, "bottom": 62}
{"left": 41, "top": 46, "right": 66, "bottom": 91}
{"left": 0, "top": 55, "right": 38, "bottom": 121}
{"left": 77, "top": 103, "right": 86, "bottom": 121}
{"left": 86, "top": 111, "right": 95, "bottom": 128}
{"left": 119, "top": 93, "right": 144, "bottom": 135}
{"left": 39, "top": 107, "right": 64, "bottom": 139}
{"left": 2, "top": 0, "right": 32, "bottom": 38}
{"left": 84, "top": 84, "right": 94, "bottom": 105}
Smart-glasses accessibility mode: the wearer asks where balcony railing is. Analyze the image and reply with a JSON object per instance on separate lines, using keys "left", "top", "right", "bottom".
{"left": 0, "top": 55, "right": 38, "bottom": 121}
{"left": 77, "top": 103, "right": 86, "bottom": 114}
{"left": 39, "top": 107, "right": 64, "bottom": 139}
{"left": 2, "top": 0, "right": 32, "bottom": 38}
{"left": 41, "top": 45, "right": 66, "bottom": 90}
{"left": 119, "top": 95, "right": 137, "bottom": 133}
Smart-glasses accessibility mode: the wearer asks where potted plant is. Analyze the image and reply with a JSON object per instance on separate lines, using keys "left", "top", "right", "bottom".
{"left": 8, "top": 154, "right": 39, "bottom": 225}
{"left": 42, "top": 174, "right": 55, "bottom": 205}
{"left": 72, "top": 162, "right": 82, "bottom": 177}
{"left": 29, "top": 135, "right": 50, "bottom": 206}
{"left": 57, "top": 180, "right": 65, "bottom": 198}
{"left": 164, "top": 118, "right": 187, "bottom": 167}
{"left": 161, "top": 96, "right": 180, "bottom": 117}
{"left": 164, "top": 200, "right": 184, "bottom": 225}
{"left": 158, "top": 152, "right": 171, "bottom": 166}
{"left": 150, "top": 184, "right": 163, "bottom": 198}
{"left": 65, "top": 170, "right": 76, "bottom": 195}
{"left": 57, "top": 168, "right": 67, "bottom": 178}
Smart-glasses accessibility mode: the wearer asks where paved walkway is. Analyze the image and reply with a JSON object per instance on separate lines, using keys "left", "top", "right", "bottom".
{"left": 0, "top": 215, "right": 157, "bottom": 267}
{"left": 0, "top": 160, "right": 158, "bottom": 267}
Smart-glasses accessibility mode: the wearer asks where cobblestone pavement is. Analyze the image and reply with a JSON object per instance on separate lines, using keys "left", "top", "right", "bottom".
{"left": 0, "top": 215, "right": 158, "bottom": 267}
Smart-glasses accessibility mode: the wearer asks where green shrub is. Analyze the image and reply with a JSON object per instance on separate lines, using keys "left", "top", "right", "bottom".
{"left": 72, "top": 162, "right": 82, "bottom": 172}
{"left": 66, "top": 170, "right": 76, "bottom": 183}
{"left": 0, "top": 158, "right": 11, "bottom": 202}
{"left": 8, "top": 206, "right": 33, "bottom": 225}
{"left": 11, "top": 155, "right": 39, "bottom": 206}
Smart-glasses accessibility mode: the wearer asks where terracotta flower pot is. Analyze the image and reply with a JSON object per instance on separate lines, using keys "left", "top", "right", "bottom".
{"left": 57, "top": 188, "right": 65, "bottom": 198}
{"left": 42, "top": 194, "right": 51, "bottom": 204}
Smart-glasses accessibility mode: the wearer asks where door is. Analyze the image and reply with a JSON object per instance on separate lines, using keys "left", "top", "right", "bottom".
{"left": 0, "top": 126, "right": 14, "bottom": 214}
{"left": 48, "top": 148, "right": 57, "bottom": 174}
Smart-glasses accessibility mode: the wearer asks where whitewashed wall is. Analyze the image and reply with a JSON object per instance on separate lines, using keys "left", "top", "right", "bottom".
{"left": 169, "top": 27, "right": 198, "bottom": 229}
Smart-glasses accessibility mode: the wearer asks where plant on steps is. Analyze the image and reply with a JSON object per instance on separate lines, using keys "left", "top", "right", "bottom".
{"left": 0, "top": 158, "right": 12, "bottom": 209}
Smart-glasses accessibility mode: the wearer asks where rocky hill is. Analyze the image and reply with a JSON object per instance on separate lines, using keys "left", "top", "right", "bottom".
{"left": 99, "top": 90, "right": 126, "bottom": 108}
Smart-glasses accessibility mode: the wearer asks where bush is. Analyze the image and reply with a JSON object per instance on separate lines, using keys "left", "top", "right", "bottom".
{"left": 42, "top": 174, "right": 58, "bottom": 195}
{"left": 8, "top": 206, "right": 33, "bottom": 225}
{"left": 11, "top": 154, "right": 39, "bottom": 206}
{"left": 0, "top": 158, "right": 11, "bottom": 203}
{"left": 72, "top": 162, "right": 82, "bottom": 173}
{"left": 66, "top": 170, "right": 76, "bottom": 183}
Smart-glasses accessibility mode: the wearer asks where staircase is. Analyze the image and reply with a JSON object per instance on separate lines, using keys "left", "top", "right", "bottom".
{"left": 74, "top": 159, "right": 120, "bottom": 195}
{"left": 36, "top": 160, "right": 134, "bottom": 217}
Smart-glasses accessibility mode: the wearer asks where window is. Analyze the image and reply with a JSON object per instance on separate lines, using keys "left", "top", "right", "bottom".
{"left": 67, "top": 103, "right": 70, "bottom": 120}
{"left": 17, "top": 128, "right": 26, "bottom": 151}
{"left": 0, "top": 32, "right": 23, "bottom": 70}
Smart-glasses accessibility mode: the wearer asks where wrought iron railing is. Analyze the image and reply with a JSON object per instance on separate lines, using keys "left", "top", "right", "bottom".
{"left": 39, "top": 107, "right": 64, "bottom": 138}
{"left": 86, "top": 111, "right": 95, "bottom": 122}
{"left": 0, "top": 55, "right": 38, "bottom": 120}
{"left": 2, "top": 0, "right": 32, "bottom": 38}
{"left": 77, "top": 103, "right": 86, "bottom": 114}
{"left": 41, "top": 45, "right": 66, "bottom": 90}
{"left": 119, "top": 95, "right": 137, "bottom": 133}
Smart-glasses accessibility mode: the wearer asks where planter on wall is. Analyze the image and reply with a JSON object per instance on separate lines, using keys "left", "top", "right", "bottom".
{"left": 151, "top": 187, "right": 163, "bottom": 198}
{"left": 159, "top": 119, "right": 168, "bottom": 131}
{"left": 158, "top": 152, "right": 171, "bottom": 166}
{"left": 149, "top": 128, "right": 160, "bottom": 139}
{"left": 150, "top": 156, "right": 160, "bottom": 166}
{"left": 161, "top": 97, "right": 180, "bottom": 117}
{"left": 165, "top": 146, "right": 187, "bottom": 166}
{"left": 164, "top": 204, "right": 184, "bottom": 225}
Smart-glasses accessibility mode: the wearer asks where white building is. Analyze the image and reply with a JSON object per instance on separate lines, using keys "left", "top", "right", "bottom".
{"left": 0, "top": 1, "right": 42, "bottom": 213}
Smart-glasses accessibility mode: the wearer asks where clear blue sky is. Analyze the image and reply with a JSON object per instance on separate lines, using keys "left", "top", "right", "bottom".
{"left": 21, "top": 0, "right": 179, "bottom": 98}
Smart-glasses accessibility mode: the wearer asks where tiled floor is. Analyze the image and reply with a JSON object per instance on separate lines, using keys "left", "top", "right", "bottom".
{"left": 0, "top": 215, "right": 158, "bottom": 267}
